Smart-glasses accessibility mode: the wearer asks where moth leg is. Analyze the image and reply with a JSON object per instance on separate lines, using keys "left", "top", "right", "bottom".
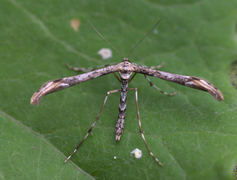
{"left": 112, "top": 72, "right": 121, "bottom": 82}
{"left": 144, "top": 75, "right": 176, "bottom": 96}
{"left": 66, "top": 62, "right": 116, "bottom": 72}
{"left": 148, "top": 62, "right": 165, "bottom": 70}
{"left": 64, "top": 89, "right": 121, "bottom": 164}
{"left": 129, "top": 87, "right": 163, "bottom": 166}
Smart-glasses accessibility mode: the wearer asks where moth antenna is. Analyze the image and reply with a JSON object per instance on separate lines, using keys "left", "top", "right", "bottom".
{"left": 87, "top": 20, "right": 125, "bottom": 59}
{"left": 127, "top": 18, "right": 163, "bottom": 58}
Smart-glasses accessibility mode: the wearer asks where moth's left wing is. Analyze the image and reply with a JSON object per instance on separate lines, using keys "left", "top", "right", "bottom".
{"left": 31, "top": 64, "right": 120, "bottom": 105}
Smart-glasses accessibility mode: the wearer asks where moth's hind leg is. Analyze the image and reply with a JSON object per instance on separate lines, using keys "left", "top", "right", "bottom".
{"left": 64, "top": 89, "right": 121, "bottom": 164}
{"left": 129, "top": 87, "right": 163, "bottom": 166}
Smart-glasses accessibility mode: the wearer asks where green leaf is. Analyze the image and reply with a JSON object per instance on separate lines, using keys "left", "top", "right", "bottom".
{"left": 0, "top": 112, "right": 93, "bottom": 179}
{"left": 1, "top": 0, "right": 237, "bottom": 179}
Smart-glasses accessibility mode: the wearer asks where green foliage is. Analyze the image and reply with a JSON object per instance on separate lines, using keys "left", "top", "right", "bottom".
{"left": 1, "top": 0, "right": 237, "bottom": 179}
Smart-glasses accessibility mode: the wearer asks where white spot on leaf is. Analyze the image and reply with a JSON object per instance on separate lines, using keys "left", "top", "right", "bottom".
{"left": 131, "top": 148, "right": 142, "bottom": 159}
{"left": 98, "top": 48, "right": 112, "bottom": 60}
{"left": 153, "top": 29, "right": 158, "bottom": 34}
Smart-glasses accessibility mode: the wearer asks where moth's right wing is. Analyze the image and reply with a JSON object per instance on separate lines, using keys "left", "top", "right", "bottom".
{"left": 134, "top": 65, "right": 224, "bottom": 101}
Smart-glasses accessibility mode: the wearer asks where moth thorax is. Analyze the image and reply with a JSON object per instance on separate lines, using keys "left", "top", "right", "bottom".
{"left": 119, "top": 71, "right": 132, "bottom": 80}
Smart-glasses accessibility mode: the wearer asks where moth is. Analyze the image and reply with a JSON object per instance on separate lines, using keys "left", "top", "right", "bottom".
{"left": 31, "top": 20, "right": 223, "bottom": 166}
